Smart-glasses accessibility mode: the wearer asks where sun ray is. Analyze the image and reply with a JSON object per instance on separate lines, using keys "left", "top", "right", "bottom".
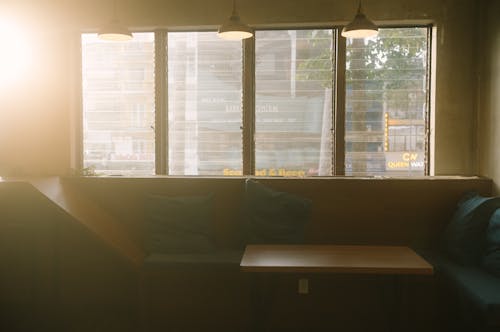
{"left": 0, "top": 17, "right": 32, "bottom": 87}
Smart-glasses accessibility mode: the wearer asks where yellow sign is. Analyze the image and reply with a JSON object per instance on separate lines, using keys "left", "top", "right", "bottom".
{"left": 385, "top": 152, "right": 424, "bottom": 171}
{"left": 223, "top": 168, "right": 306, "bottom": 177}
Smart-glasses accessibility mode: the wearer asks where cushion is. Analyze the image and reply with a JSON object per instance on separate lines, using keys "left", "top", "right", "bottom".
{"left": 244, "top": 179, "right": 312, "bottom": 244}
{"left": 443, "top": 192, "right": 500, "bottom": 265}
{"left": 482, "top": 209, "right": 500, "bottom": 277}
{"left": 144, "top": 194, "right": 215, "bottom": 254}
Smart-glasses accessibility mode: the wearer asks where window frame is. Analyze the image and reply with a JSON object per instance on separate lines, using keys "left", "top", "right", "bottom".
{"left": 252, "top": 27, "right": 337, "bottom": 177}
{"left": 79, "top": 24, "right": 433, "bottom": 177}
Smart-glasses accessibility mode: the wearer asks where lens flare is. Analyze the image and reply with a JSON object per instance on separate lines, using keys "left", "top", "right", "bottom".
{"left": 0, "top": 17, "right": 32, "bottom": 87}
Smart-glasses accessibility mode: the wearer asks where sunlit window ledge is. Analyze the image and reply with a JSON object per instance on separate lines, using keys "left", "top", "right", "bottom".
{"left": 0, "top": 175, "right": 489, "bottom": 183}
{"left": 61, "top": 175, "right": 488, "bottom": 181}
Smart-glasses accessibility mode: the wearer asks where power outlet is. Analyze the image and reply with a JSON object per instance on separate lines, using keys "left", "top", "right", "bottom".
{"left": 298, "top": 278, "right": 309, "bottom": 294}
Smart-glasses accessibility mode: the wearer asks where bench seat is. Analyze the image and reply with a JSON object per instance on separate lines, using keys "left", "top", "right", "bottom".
{"left": 143, "top": 250, "right": 244, "bottom": 268}
{"left": 423, "top": 251, "right": 500, "bottom": 331}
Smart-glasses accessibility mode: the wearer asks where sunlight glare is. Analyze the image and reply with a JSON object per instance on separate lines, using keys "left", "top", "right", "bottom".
{"left": 0, "top": 17, "right": 32, "bottom": 87}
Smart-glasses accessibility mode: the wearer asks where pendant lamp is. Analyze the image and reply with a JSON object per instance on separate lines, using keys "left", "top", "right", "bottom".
{"left": 341, "top": 0, "right": 378, "bottom": 39}
{"left": 218, "top": 0, "right": 253, "bottom": 40}
{"left": 98, "top": 0, "right": 133, "bottom": 41}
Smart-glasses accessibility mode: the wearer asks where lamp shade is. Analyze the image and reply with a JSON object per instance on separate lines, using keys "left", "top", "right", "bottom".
{"left": 217, "top": 0, "right": 253, "bottom": 40}
{"left": 98, "top": 19, "right": 133, "bottom": 41}
{"left": 218, "top": 15, "right": 253, "bottom": 40}
{"left": 341, "top": 2, "right": 378, "bottom": 39}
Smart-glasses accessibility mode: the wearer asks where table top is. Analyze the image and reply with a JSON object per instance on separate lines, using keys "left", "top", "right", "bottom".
{"left": 240, "top": 244, "right": 433, "bottom": 275}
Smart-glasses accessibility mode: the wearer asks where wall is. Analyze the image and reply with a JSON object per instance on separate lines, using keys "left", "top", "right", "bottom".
{"left": 0, "top": 1, "right": 73, "bottom": 176}
{"left": 478, "top": 0, "right": 500, "bottom": 194}
{"left": 0, "top": 0, "right": 482, "bottom": 176}
{"left": 0, "top": 181, "right": 139, "bottom": 331}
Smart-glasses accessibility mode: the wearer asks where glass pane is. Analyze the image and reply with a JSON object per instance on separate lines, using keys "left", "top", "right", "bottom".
{"left": 345, "top": 27, "right": 429, "bottom": 176}
{"left": 255, "top": 30, "right": 334, "bottom": 177}
{"left": 168, "top": 32, "right": 243, "bottom": 176}
{"left": 81, "top": 33, "right": 155, "bottom": 175}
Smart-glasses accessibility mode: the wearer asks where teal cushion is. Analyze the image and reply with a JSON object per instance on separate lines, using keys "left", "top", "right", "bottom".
{"left": 482, "top": 209, "right": 500, "bottom": 277}
{"left": 144, "top": 194, "right": 215, "bottom": 254}
{"left": 245, "top": 179, "right": 311, "bottom": 244}
{"left": 443, "top": 193, "right": 500, "bottom": 265}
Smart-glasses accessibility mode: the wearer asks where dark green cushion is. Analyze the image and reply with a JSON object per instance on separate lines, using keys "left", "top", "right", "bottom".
{"left": 443, "top": 193, "right": 500, "bottom": 265}
{"left": 244, "top": 179, "right": 311, "bottom": 244}
{"left": 482, "top": 209, "right": 500, "bottom": 277}
{"left": 144, "top": 194, "right": 215, "bottom": 254}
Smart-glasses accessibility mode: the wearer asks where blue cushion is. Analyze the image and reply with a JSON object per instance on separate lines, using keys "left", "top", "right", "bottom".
{"left": 244, "top": 179, "right": 311, "bottom": 244}
{"left": 144, "top": 194, "right": 215, "bottom": 254}
{"left": 482, "top": 209, "right": 500, "bottom": 277}
{"left": 443, "top": 193, "right": 500, "bottom": 265}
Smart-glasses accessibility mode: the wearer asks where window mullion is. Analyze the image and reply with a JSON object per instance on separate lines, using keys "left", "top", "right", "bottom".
{"left": 155, "top": 30, "right": 168, "bottom": 175}
{"left": 335, "top": 29, "right": 346, "bottom": 176}
{"left": 242, "top": 37, "right": 255, "bottom": 176}
{"left": 425, "top": 25, "right": 433, "bottom": 176}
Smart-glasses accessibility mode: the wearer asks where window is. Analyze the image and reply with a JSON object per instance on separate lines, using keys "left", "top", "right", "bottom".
{"left": 255, "top": 30, "right": 334, "bottom": 177}
{"left": 168, "top": 32, "right": 243, "bottom": 176}
{"left": 81, "top": 33, "right": 155, "bottom": 175}
{"left": 81, "top": 26, "right": 432, "bottom": 177}
{"left": 345, "top": 27, "right": 429, "bottom": 176}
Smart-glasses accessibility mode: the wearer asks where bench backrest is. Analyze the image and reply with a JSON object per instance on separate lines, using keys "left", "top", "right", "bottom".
{"left": 67, "top": 176, "right": 492, "bottom": 250}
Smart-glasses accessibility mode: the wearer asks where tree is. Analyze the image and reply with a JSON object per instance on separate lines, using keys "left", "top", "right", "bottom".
{"left": 298, "top": 27, "right": 429, "bottom": 175}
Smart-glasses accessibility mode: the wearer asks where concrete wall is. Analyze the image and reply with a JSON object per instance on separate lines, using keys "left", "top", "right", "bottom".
{"left": 0, "top": 0, "right": 483, "bottom": 176}
{"left": 478, "top": 0, "right": 500, "bottom": 194}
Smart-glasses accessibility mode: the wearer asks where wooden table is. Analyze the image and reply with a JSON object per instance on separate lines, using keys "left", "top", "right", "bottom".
{"left": 240, "top": 244, "right": 433, "bottom": 275}
{"left": 241, "top": 244, "right": 433, "bottom": 331}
